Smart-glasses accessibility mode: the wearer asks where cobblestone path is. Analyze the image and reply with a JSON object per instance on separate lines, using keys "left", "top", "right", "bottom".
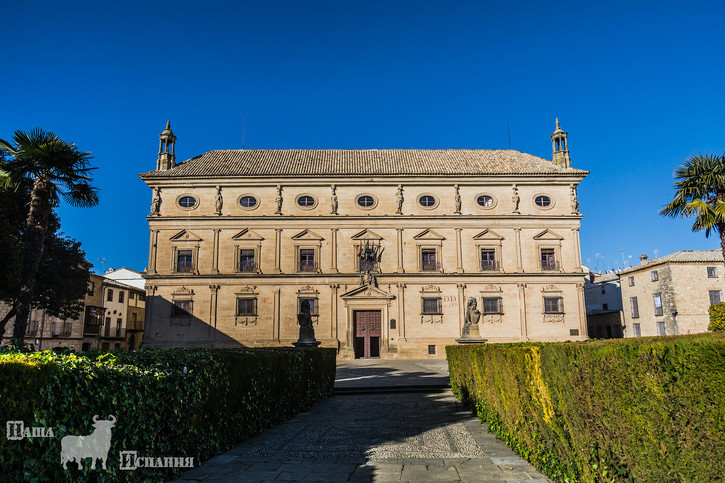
{"left": 174, "top": 391, "right": 549, "bottom": 482}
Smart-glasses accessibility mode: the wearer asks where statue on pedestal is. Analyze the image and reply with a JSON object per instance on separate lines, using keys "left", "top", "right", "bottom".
{"left": 293, "top": 300, "right": 320, "bottom": 347}
{"left": 150, "top": 188, "right": 161, "bottom": 216}
{"left": 461, "top": 297, "right": 481, "bottom": 338}
{"left": 215, "top": 186, "right": 223, "bottom": 215}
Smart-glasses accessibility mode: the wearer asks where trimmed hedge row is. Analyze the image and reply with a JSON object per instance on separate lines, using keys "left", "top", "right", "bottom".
{"left": 0, "top": 347, "right": 336, "bottom": 482}
{"left": 447, "top": 334, "right": 725, "bottom": 482}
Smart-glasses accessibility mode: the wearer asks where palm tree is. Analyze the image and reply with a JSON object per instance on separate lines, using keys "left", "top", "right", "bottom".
{"left": 0, "top": 128, "right": 98, "bottom": 341}
{"left": 660, "top": 154, "right": 725, "bottom": 265}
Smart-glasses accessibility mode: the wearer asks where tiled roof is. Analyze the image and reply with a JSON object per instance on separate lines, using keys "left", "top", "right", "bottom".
{"left": 140, "top": 149, "right": 588, "bottom": 178}
{"left": 620, "top": 250, "right": 723, "bottom": 274}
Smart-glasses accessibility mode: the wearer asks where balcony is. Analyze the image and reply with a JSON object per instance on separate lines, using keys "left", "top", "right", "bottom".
{"left": 176, "top": 262, "right": 194, "bottom": 273}
{"left": 421, "top": 261, "right": 441, "bottom": 272}
{"left": 358, "top": 260, "right": 379, "bottom": 272}
{"left": 84, "top": 324, "right": 101, "bottom": 336}
{"left": 298, "top": 261, "right": 318, "bottom": 273}
{"left": 238, "top": 261, "right": 258, "bottom": 273}
{"left": 481, "top": 260, "right": 499, "bottom": 271}
{"left": 102, "top": 327, "right": 126, "bottom": 339}
{"left": 541, "top": 260, "right": 560, "bottom": 271}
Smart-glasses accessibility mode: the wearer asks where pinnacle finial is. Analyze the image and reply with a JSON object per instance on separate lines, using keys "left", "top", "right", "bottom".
{"left": 166, "top": 120, "right": 171, "bottom": 129}
{"left": 555, "top": 118, "right": 560, "bottom": 129}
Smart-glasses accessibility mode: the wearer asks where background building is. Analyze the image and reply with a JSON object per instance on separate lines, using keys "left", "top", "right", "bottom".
{"left": 140, "top": 120, "right": 589, "bottom": 358}
{"left": 583, "top": 270, "right": 624, "bottom": 338}
{"left": 619, "top": 250, "right": 724, "bottom": 337}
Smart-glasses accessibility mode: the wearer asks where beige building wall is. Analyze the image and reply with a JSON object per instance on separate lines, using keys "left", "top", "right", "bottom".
{"left": 620, "top": 253, "right": 724, "bottom": 338}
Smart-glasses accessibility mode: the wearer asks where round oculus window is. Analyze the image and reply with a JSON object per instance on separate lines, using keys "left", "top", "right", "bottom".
{"left": 419, "top": 195, "right": 436, "bottom": 207}
{"left": 535, "top": 195, "right": 552, "bottom": 207}
{"left": 357, "top": 195, "right": 375, "bottom": 208}
{"left": 477, "top": 195, "right": 494, "bottom": 207}
{"left": 239, "top": 196, "right": 257, "bottom": 208}
{"left": 297, "top": 195, "right": 316, "bottom": 207}
{"left": 178, "top": 196, "right": 197, "bottom": 208}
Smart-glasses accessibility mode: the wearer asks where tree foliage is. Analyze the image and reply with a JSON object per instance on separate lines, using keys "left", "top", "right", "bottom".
{"left": 660, "top": 154, "right": 725, "bottom": 262}
{"left": 0, "top": 129, "right": 98, "bottom": 339}
{"left": 0, "top": 139, "right": 93, "bottom": 336}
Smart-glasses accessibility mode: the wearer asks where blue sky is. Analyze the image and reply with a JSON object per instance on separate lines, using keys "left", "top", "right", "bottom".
{"left": 2, "top": 0, "right": 724, "bottom": 274}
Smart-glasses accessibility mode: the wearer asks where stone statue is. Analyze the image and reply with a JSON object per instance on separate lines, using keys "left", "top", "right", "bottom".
{"left": 293, "top": 300, "right": 320, "bottom": 347}
{"left": 275, "top": 185, "right": 283, "bottom": 215}
{"left": 365, "top": 271, "right": 377, "bottom": 287}
{"left": 330, "top": 185, "right": 338, "bottom": 215}
{"left": 215, "top": 186, "right": 223, "bottom": 215}
{"left": 395, "top": 185, "right": 404, "bottom": 215}
{"left": 461, "top": 297, "right": 481, "bottom": 338}
{"left": 454, "top": 184, "right": 462, "bottom": 214}
{"left": 570, "top": 184, "right": 579, "bottom": 214}
{"left": 512, "top": 184, "right": 520, "bottom": 213}
{"left": 150, "top": 187, "right": 161, "bottom": 216}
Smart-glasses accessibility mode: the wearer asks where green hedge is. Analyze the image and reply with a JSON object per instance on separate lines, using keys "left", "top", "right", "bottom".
{"left": 709, "top": 302, "right": 725, "bottom": 331}
{"left": 0, "top": 347, "right": 336, "bottom": 482}
{"left": 447, "top": 334, "right": 725, "bottom": 482}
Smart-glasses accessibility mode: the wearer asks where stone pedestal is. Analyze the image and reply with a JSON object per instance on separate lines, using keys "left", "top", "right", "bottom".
{"left": 456, "top": 324, "right": 486, "bottom": 344}
{"left": 293, "top": 326, "right": 321, "bottom": 347}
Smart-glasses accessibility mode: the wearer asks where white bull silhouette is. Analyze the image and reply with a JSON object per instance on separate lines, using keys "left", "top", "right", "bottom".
{"left": 60, "top": 415, "right": 117, "bottom": 470}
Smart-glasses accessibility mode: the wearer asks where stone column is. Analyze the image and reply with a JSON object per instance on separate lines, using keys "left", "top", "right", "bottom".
{"left": 396, "top": 228, "right": 404, "bottom": 273}
{"left": 576, "top": 281, "right": 587, "bottom": 337}
{"left": 273, "top": 287, "right": 281, "bottom": 341}
{"left": 148, "top": 230, "right": 159, "bottom": 274}
{"left": 397, "top": 283, "right": 406, "bottom": 339}
{"left": 330, "top": 284, "right": 339, "bottom": 341}
{"left": 212, "top": 229, "right": 220, "bottom": 274}
{"left": 209, "top": 284, "right": 220, "bottom": 341}
{"left": 514, "top": 228, "right": 523, "bottom": 273}
{"left": 571, "top": 227, "right": 582, "bottom": 272}
{"left": 455, "top": 228, "right": 463, "bottom": 273}
{"left": 518, "top": 283, "right": 528, "bottom": 338}
{"left": 273, "top": 229, "right": 282, "bottom": 273}
{"left": 330, "top": 229, "right": 339, "bottom": 273}
{"left": 456, "top": 283, "right": 466, "bottom": 336}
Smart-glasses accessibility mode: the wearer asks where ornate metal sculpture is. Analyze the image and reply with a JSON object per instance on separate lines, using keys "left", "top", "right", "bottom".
{"left": 293, "top": 300, "right": 320, "bottom": 347}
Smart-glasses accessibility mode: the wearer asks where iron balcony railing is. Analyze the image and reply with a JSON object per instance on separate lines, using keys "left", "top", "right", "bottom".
{"left": 421, "top": 261, "right": 441, "bottom": 271}
{"left": 177, "top": 261, "right": 194, "bottom": 273}
{"left": 358, "top": 260, "right": 379, "bottom": 272}
{"left": 541, "top": 260, "right": 560, "bottom": 271}
{"left": 298, "top": 261, "right": 318, "bottom": 272}
{"left": 238, "top": 261, "right": 258, "bottom": 273}
{"left": 481, "top": 260, "right": 499, "bottom": 271}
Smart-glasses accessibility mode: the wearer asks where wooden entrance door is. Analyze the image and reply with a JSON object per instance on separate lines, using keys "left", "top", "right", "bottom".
{"left": 353, "top": 310, "right": 381, "bottom": 359}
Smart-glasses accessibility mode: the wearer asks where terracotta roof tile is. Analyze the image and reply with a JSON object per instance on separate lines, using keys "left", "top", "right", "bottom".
{"left": 140, "top": 149, "right": 588, "bottom": 178}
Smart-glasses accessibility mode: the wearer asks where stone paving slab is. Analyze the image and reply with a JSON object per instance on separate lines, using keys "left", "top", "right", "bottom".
{"left": 335, "top": 359, "right": 451, "bottom": 388}
{"left": 173, "top": 391, "right": 549, "bottom": 482}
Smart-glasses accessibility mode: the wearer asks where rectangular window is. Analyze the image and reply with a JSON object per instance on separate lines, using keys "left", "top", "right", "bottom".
{"left": 421, "top": 249, "right": 438, "bottom": 271}
{"left": 544, "top": 297, "right": 563, "bottom": 313}
{"left": 651, "top": 270, "right": 659, "bottom": 281}
{"left": 428, "top": 345, "right": 436, "bottom": 355}
{"left": 653, "top": 292, "right": 663, "bottom": 316}
{"left": 540, "top": 248, "right": 557, "bottom": 270}
{"left": 298, "top": 297, "right": 319, "bottom": 316}
{"left": 87, "top": 281, "right": 95, "bottom": 295}
{"left": 628, "top": 276, "right": 635, "bottom": 286}
{"left": 480, "top": 249, "right": 497, "bottom": 271}
{"left": 104, "top": 317, "right": 111, "bottom": 336}
{"left": 630, "top": 297, "right": 639, "bottom": 318}
{"left": 299, "top": 249, "right": 316, "bottom": 272}
{"left": 422, "top": 297, "right": 442, "bottom": 314}
{"left": 106, "top": 289, "right": 113, "bottom": 301}
{"left": 236, "top": 298, "right": 257, "bottom": 316}
{"left": 239, "top": 249, "right": 256, "bottom": 272}
{"left": 129, "top": 292, "right": 135, "bottom": 300}
{"left": 138, "top": 293, "right": 146, "bottom": 302}
{"left": 603, "top": 303, "right": 609, "bottom": 311}
{"left": 482, "top": 297, "right": 502, "bottom": 314}
{"left": 707, "top": 266, "right": 718, "bottom": 278}
{"left": 116, "top": 318, "right": 122, "bottom": 337}
{"left": 656, "top": 321, "right": 666, "bottom": 336}
{"left": 119, "top": 291, "right": 124, "bottom": 303}
{"left": 177, "top": 250, "right": 193, "bottom": 273}
{"left": 709, "top": 290, "right": 722, "bottom": 306}
{"left": 601, "top": 286, "right": 606, "bottom": 294}
{"left": 172, "top": 300, "right": 192, "bottom": 317}
{"left": 633, "top": 323, "right": 641, "bottom": 337}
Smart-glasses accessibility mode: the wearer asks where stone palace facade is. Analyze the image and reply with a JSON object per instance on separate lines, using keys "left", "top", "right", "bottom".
{"left": 140, "top": 120, "right": 588, "bottom": 358}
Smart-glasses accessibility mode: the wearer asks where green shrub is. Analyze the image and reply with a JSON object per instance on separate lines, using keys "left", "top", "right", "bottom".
{"left": 709, "top": 302, "right": 725, "bottom": 331}
{"left": 447, "top": 333, "right": 725, "bottom": 482}
{"left": 0, "top": 347, "right": 335, "bottom": 482}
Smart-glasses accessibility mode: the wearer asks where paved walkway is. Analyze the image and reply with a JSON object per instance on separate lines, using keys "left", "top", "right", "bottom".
{"left": 174, "top": 360, "right": 548, "bottom": 482}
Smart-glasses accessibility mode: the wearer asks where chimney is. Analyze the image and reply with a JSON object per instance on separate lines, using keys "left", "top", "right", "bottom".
{"left": 639, "top": 254, "right": 648, "bottom": 264}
